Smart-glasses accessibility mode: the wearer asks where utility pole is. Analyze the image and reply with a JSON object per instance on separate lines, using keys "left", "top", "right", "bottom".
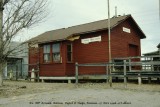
{"left": 107, "top": 0, "right": 112, "bottom": 87}
{"left": 108, "top": 0, "right": 111, "bottom": 63}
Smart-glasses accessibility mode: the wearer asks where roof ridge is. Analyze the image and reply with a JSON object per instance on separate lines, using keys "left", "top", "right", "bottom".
{"left": 66, "top": 14, "right": 130, "bottom": 29}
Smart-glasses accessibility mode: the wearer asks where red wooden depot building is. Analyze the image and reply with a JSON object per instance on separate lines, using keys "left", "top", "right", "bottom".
{"left": 28, "top": 15, "right": 146, "bottom": 81}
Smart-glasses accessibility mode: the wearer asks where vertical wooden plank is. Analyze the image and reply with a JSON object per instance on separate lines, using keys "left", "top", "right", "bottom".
{"left": 106, "top": 64, "right": 108, "bottom": 83}
{"left": 41, "top": 79, "right": 44, "bottom": 83}
{"left": 123, "top": 60, "right": 127, "bottom": 88}
{"left": 109, "top": 64, "right": 112, "bottom": 87}
{"left": 151, "top": 57, "right": 153, "bottom": 72}
{"left": 37, "top": 71, "right": 40, "bottom": 82}
{"left": 75, "top": 62, "right": 78, "bottom": 84}
{"left": 31, "top": 68, "right": 35, "bottom": 82}
{"left": 68, "top": 79, "right": 71, "bottom": 84}
{"left": 138, "top": 73, "right": 141, "bottom": 85}
{"left": 37, "top": 64, "right": 39, "bottom": 82}
{"left": 16, "top": 65, "right": 18, "bottom": 81}
{"left": 129, "top": 59, "right": 132, "bottom": 72}
{"left": 144, "top": 57, "right": 146, "bottom": 71}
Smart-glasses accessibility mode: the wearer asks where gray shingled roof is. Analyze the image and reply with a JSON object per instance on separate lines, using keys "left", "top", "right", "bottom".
{"left": 143, "top": 51, "right": 159, "bottom": 56}
{"left": 29, "top": 15, "right": 146, "bottom": 44}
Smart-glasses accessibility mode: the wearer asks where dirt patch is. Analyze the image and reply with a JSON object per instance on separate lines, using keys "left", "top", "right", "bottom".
{"left": 0, "top": 80, "right": 160, "bottom": 98}
{"left": 0, "top": 80, "right": 75, "bottom": 98}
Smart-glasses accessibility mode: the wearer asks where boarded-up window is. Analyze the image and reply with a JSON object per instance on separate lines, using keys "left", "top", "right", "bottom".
{"left": 52, "top": 43, "right": 60, "bottom": 62}
{"left": 43, "top": 45, "right": 51, "bottom": 62}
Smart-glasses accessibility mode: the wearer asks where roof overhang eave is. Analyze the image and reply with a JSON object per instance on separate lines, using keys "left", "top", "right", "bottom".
{"left": 37, "top": 39, "right": 67, "bottom": 44}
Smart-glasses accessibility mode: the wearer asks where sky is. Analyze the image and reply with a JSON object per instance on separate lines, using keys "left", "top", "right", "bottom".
{"left": 15, "top": 0, "right": 160, "bottom": 54}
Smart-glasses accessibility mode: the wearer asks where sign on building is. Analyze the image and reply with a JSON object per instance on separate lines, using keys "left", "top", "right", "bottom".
{"left": 81, "top": 36, "right": 101, "bottom": 44}
{"left": 123, "top": 27, "right": 131, "bottom": 33}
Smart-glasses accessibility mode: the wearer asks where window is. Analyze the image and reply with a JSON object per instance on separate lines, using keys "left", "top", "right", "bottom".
{"left": 67, "top": 44, "right": 72, "bottom": 62}
{"left": 43, "top": 43, "right": 61, "bottom": 63}
{"left": 52, "top": 43, "right": 60, "bottom": 62}
{"left": 43, "top": 45, "right": 51, "bottom": 62}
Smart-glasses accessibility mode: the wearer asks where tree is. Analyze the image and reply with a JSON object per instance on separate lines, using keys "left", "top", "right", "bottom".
{"left": 0, "top": 0, "right": 48, "bottom": 86}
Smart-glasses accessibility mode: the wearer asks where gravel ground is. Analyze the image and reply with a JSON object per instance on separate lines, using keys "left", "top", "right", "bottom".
{"left": 0, "top": 80, "right": 160, "bottom": 107}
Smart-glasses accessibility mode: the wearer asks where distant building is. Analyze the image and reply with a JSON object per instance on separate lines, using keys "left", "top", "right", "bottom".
{"left": 28, "top": 15, "right": 146, "bottom": 79}
{"left": 144, "top": 43, "right": 160, "bottom": 71}
{"left": 144, "top": 43, "right": 160, "bottom": 56}
{"left": 3, "top": 42, "right": 28, "bottom": 79}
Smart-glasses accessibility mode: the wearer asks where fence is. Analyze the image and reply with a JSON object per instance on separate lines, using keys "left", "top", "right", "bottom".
{"left": 75, "top": 55, "right": 160, "bottom": 87}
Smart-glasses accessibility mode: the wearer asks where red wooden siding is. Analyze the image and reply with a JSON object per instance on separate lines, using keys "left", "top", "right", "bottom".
{"left": 39, "top": 63, "right": 65, "bottom": 76}
{"left": 29, "top": 47, "right": 39, "bottom": 70}
{"left": 73, "top": 31, "right": 108, "bottom": 64}
{"left": 78, "top": 66, "right": 106, "bottom": 75}
{"left": 111, "top": 19, "right": 141, "bottom": 58}
{"left": 66, "top": 63, "right": 75, "bottom": 76}
{"left": 129, "top": 44, "right": 138, "bottom": 57}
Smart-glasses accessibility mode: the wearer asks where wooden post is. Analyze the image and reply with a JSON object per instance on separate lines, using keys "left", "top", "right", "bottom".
{"left": 106, "top": 64, "right": 108, "bottom": 83}
{"left": 129, "top": 59, "right": 131, "bottom": 72}
{"left": 37, "top": 71, "right": 40, "bottom": 82}
{"left": 123, "top": 60, "right": 127, "bottom": 88}
{"left": 37, "top": 64, "right": 40, "bottom": 82}
{"left": 16, "top": 65, "right": 18, "bottom": 81}
{"left": 41, "top": 79, "right": 44, "bottom": 83}
{"left": 109, "top": 64, "right": 112, "bottom": 87}
{"left": 138, "top": 73, "right": 141, "bottom": 85}
{"left": 75, "top": 62, "right": 79, "bottom": 84}
{"left": 151, "top": 58, "right": 153, "bottom": 71}
{"left": 144, "top": 57, "right": 146, "bottom": 71}
{"left": 31, "top": 68, "right": 35, "bottom": 82}
{"left": 68, "top": 79, "right": 71, "bottom": 84}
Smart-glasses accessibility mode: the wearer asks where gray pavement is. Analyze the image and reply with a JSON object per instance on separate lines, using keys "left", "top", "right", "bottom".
{"left": 0, "top": 88, "right": 160, "bottom": 107}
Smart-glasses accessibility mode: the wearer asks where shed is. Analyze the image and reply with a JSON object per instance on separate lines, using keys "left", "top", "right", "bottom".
{"left": 3, "top": 42, "right": 28, "bottom": 79}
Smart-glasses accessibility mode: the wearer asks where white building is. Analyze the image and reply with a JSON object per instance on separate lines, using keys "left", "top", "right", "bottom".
{"left": 3, "top": 42, "right": 28, "bottom": 79}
